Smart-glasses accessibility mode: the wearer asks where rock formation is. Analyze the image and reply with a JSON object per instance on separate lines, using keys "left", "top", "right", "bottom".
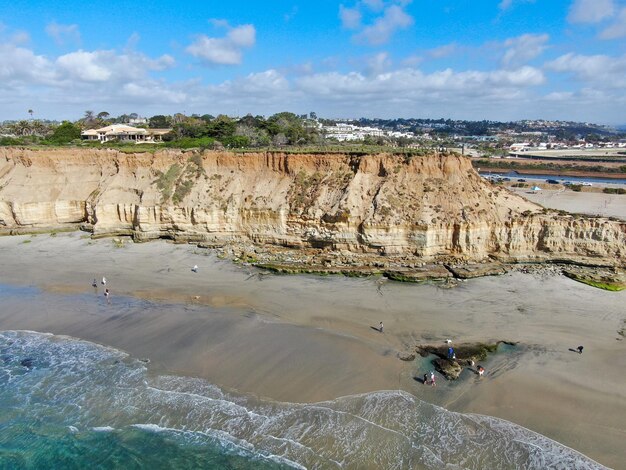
{"left": 0, "top": 147, "right": 624, "bottom": 267}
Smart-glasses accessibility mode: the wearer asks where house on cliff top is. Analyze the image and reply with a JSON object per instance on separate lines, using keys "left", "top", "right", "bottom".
{"left": 81, "top": 124, "right": 171, "bottom": 143}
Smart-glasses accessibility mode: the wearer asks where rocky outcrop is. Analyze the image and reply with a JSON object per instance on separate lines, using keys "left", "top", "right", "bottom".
{"left": 0, "top": 147, "right": 624, "bottom": 267}
{"left": 416, "top": 342, "right": 513, "bottom": 380}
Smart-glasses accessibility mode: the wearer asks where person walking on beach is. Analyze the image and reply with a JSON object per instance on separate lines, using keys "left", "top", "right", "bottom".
{"left": 430, "top": 371, "right": 436, "bottom": 387}
{"left": 477, "top": 366, "right": 484, "bottom": 377}
{"left": 101, "top": 276, "right": 107, "bottom": 286}
{"left": 423, "top": 373, "right": 429, "bottom": 385}
{"left": 379, "top": 322, "right": 384, "bottom": 333}
{"left": 92, "top": 278, "right": 98, "bottom": 292}
{"left": 104, "top": 288, "right": 110, "bottom": 304}
{"left": 577, "top": 345, "right": 584, "bottom": 354}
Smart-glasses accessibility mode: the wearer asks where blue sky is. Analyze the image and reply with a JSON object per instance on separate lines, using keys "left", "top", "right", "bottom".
{"left": 1, "top": 0, "right": 625, "bottom": 123}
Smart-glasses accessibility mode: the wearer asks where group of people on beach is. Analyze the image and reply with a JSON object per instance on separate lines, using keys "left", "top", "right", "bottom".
{"left": 423, "top": 371, "right": 436, "bottom": 386}
{"left": 92, "top": 277, "right": 110, "bottom": 304}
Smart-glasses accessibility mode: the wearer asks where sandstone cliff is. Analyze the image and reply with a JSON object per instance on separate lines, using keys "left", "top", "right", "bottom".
{"left": 0, "top": 147, "right": 624, "bottom": 266}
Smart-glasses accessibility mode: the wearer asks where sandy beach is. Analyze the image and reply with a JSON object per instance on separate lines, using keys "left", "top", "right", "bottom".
{"left": 509, "top": 186, "right": 626, "bottom": 220}
{"left": 0, "top": 232, "right": 624, "bottom": 468}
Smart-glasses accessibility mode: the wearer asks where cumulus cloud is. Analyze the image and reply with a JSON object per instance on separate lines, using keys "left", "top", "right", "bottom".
{"left": 45, "top": 22, "right": 81, "bottom": 46}
{"left": 122, "top": 82, "right": 186, "bottom": 104}
{"left": 501, "top": 33, "right": 549, "bottom": 67}
{"left": 340, "top": 1, "right": 413, "bottom": 45}
{"left": 568, "top": 0, "right": 615, "bottom": 23}
{"left": 356, "top": 4, "right": 413, "bottom": 45}
{"left": 55, "top": 50, "right": 174, "bottom": 82}
{"left": 0, "top": 43, "right": 55, "bottom": 86}
{"left": 186, "top": 22, "right": 256, "bottom": 65}
{"left": 295, "top": 66, "right": 544, "bottom": 97}
{"left": 600, "top": 7, "right": 626, "bottom": 38}
{"left": 339, "top": 5, "right": 362, "bottom": 29}
{"left": 546, "top": 52, "right": 626, "bottom": 87}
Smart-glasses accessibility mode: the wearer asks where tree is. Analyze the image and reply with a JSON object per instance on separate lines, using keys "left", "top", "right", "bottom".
{"left": 28, "top": 109, "right": 33, "bottom": 119}
{"left": 96, "top": 111, "right": 110, "bottom": 121}
{"left": 48, "top": 121, "right": 81, "bottom": 144}
{"left": 206, "top": 115, "right": 236, "bottom": 139}
{"left": 148, "top": 115, "right": 170, "bottom": 128}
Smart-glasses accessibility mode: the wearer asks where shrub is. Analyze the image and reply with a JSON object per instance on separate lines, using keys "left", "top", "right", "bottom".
{"left": 603, "top": 187, "right": 626, "bottom": 194}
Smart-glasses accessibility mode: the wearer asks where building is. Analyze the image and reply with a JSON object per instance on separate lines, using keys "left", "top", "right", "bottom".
{"left": 81, "top": 124, "right": 171, "bottom": 143}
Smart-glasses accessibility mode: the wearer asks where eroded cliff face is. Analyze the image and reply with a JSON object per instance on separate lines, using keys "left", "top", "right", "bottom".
{"left": 0, "top": 147, "right": 624, "bottom": 265}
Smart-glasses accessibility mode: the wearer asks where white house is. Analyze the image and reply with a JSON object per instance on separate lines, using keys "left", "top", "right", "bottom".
{"left": 81, "top": 124, "right": 171, "bottom": 143}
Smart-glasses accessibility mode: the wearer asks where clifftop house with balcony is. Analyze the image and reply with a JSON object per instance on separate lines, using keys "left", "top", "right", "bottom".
{"left": 81, "top": 124, "right": 171, "bottom": 143}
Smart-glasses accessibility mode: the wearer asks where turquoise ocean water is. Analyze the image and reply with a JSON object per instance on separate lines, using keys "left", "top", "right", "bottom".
{"left": 0, "top": 329, "right": 607, "bottom": 470}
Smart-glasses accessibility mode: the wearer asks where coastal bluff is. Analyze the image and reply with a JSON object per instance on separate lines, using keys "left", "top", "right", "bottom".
{"left": 0, "top": 147, "right": 624, "bottom": 267}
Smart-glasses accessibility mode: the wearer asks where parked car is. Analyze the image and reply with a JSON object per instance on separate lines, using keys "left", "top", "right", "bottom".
{"left": 546, "top": 179, "right": 559, "bottom": 184}
{"left": 582, "top": 182, "right": 593, "bottom": 186}
{"left": 502, "top": 177, "right": 511, "bottom": 182}
{"left": 517, "top": 179, "right": 526, "bottom": 182}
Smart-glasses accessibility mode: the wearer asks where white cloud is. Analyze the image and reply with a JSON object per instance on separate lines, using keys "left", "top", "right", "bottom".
{"left": 340, "top": 1, "right": 413, "bottom": 45}
{"left": 364, "top": 52, "right": 392, "bottom": 75}
{"left": 401, "top": 54, "right": 422, "bottom": 67}
{"left": 0, "top": 44, "right": 55, "bottom": 87}
{"left": 339, "top": 5, "right": 362, "bottom": 29}
{"left": 498, "top": 0, "right": 536, "bottom": 11}
{"left": 546, "top": 52, "right": 626, "bottom": 87}
{"left": 600, "top": 6, "right": 626, "bottom": 38}
{"left": 56, "top": 50, "right": 174, "bottom": 83}
{"left": 356, "top": 4, "right": 413, "bottom": 45}
{"left": 10, "top": 31, "right": 30, "bottom": 45}
{"left": 502, "top": 33, "right": 549, "bottom": 67}
{"left": 567, "top": 0, "right": 615, "bottom": 23}
{"left": 122, "top": 82, "right": 187, "bottom": 104}
{"left": 362, "top": 0, "right": 385, "bottom": 11}
{"left": 45, "top": 22, "right": 81, "bottom": 46}
{"left": 428, "top": 43, "right": 458, "bottom": 59}
{"left": 296, "top": 66, "right": 544, "bottom": 97}
{"left": 186, "top": 23, "right": 256, "bottom": 65}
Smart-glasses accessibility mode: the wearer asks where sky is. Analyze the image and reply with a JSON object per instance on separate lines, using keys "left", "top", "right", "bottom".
{"left": 1, "top": 0, "right": 625, "bottom": 123}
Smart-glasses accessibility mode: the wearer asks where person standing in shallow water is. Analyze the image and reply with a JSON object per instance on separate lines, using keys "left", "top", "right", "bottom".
{"left": 104, "top": 288, "right": 110, "bottom": 304}
{"left": 430, "top": 371, "right": 436, "bottom": 387}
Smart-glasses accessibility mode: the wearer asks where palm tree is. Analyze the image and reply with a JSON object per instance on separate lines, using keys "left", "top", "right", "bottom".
{"left": 28, "top": 109, "right": 33, "bottom": 120}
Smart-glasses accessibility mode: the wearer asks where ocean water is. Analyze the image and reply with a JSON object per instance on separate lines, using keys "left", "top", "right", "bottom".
{"left": 0, "top": 330, "right": 606, "bottom": 470}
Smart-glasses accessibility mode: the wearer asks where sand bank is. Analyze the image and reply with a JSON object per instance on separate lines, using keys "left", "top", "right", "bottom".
{"left": 509, "top": 187, "right": 626, "bottom": 220}
{"left": 0, "top": 232, "right": 624, "bottom": 468}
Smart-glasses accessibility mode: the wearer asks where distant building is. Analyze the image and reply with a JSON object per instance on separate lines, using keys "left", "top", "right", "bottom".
{"left": 509, "top": 143, "right": 531, "bottom": 151}
{"left": 128, "top": 117, "right": 148, "bottom": 125}
{"left": 81, "top": 124, "right": 171, "bottom": 143}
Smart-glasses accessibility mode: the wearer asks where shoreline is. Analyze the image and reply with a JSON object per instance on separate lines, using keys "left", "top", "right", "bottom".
{"left": 0, "top": 232, "right": 624, "bottom": 468}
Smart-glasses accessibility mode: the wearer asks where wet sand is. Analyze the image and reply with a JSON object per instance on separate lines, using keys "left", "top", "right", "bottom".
{"left": 0, "top": 232, "right": 624, "bottom": 468}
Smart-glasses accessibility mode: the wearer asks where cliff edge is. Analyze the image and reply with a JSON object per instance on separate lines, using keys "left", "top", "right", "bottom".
{"left": 0, "top": 147, "right": 624, "bottom": 267}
